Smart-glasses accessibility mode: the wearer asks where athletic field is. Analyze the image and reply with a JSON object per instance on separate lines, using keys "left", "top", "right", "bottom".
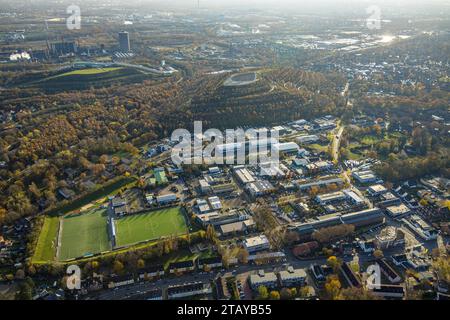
{"left": 58, "top": 208, "right": 111, "bottom": 260}
{"left": 114, "top": 207, "right": 188, "bottom": 247}
{"left": 32, "top": 216, "right": 59, "bottom": 263}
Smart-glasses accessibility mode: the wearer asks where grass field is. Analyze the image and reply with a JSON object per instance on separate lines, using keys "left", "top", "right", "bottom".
{"left": 32, "top": 216, "right": 60, "bottom": 262}
{"left": 58, "top": 208, "right": 111, "bottom": 261}
{"left": 114, "top": 207, "right": 188, "bottom": 247}
{"left": 309, "top": 143, "right": 329, "bottom": 153}
{"left": 160, "top": 249, "right": 216, "bottom": 269}
{"left": 25, "top": 67, "right": 154, "bottom": 92}
{"left": 52, "top": 67, "right": 122, "bottom": 78}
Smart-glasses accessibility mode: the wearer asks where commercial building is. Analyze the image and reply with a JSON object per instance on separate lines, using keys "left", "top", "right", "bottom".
{"left": 368, "top": 184, "right": 388, "bottom": 196}
{"left": 402, "top": 215, "right": 438, "bottom": 241}
{"left": 295, "top": 177, "right": 344, "bottom": 191}
{"left": 273, "top": 142, "right": 300, "bottom": 155}
{"left": 243, "top": 235, "right": 270, "bottom": 253}
{"left": 386, "top": 204, "right": 411, "bottom": 219}
{"left": 111, "top": 197, "right": 128, "bottom": 216}
{"left": 315, "top": 191, "right": 346, "bottom": 205}
{"left": 377, "top": 192, "right": 402, "bottom": 208}
{"left": 196, "top": 208, "right": 251, "bottom": 227}
{"left": 305, "top": 161, "right": 333, "bottom": 174}
{"left": 156, "top": 193, "right": 177, "bottom": 204}
{"left": 246, "top": 180, "right": 275, "bottom": 197}
{"left": 219, "top": 219, "right": 255, "bottom": 236}
{"left": 352, "top": 170, "right": 378, "bottom": 184}
{"left": 340, "top": 208, "right": 385, "bottom": 228}
{"left": 297, "top": 135, "right": 319, "bottom": 144}
{"left": 118, "top": 31, "right": 131, "bottom": 52}
{"left": 199, "top": 179, "right": 212, "bottom": 194}
{"left": 211, "top": 182, "right": 236, "bottom": 194}
{"left": 208, "top": 167, "right": 221, "bottom": 175}
{"left": 233, "top": 167, "right": 256, "bottom": 185}
{"left": 154, "top": 169, "right": 168, "bottom": 185}
{"left": 293, "top": 208, "right": 385, "bottom": 240}
{"left": 197, "top": 199, "right": 211, "bottom": 214}
{"left": 208, "top": 196, "right": 222, "bottom": 210}
{"left": 343, "top": 190, "right": 364, "bottom": 205}
{"left": 259, "top": 162, "right": 286, "bottom": 177}
{"left": 272, "top": 126, "right": 288, "bottom": 135}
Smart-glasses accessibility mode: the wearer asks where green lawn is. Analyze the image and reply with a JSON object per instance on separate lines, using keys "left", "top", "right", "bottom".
{"left": 114, "top": 207, "right": 188, "bottom": 247}
{"left": 52, "top": 67, "right": 122, "bottom": 79}
{"left": 308, "top": 143, "right": 329, "bottom": 153}
{"left": 360, "top": 135, "right": 381, "bottom": 145}
{"left": 58, "top": 208, "right": 111, "bottom": 261}
{"left": 160, "top": 249, "right": 216, "bottom": 270}
{"left": 32, "top": 216, "right": 60, "bottom": 263}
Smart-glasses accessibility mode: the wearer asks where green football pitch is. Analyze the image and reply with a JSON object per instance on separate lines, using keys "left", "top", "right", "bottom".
{"left": 114, "top": 207, "right": 188, "bottom": 247}
{"left": 58, "top": 208, "right": 111, "bottom": 260}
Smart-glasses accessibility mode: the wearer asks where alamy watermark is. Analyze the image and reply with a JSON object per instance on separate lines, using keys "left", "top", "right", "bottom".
{"left": 66, "top": 5, "right": 81, "bottom": 30}
{"left": 366, "top": 5, "right": 381, "bottom": 30}
{"left": 366, "top": 264, "right": 381, "bottom": 290}
{"left": 66, "top": 265, "right": 81, "bottom": 290}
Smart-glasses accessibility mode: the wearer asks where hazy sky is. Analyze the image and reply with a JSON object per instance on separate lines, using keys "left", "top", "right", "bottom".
{"left": 4, "top": 0, "right": 449, "bottom": 15}
{"left": 137, "top": 0, "right": 450, "bottom": 12}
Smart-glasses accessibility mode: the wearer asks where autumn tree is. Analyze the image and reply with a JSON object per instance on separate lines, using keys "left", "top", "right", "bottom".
{"left": 269, "top": 290, "right": 280, "bottom": 300}
{"left": 257, "top": 285, "right": 269, "bottom": 300}
{"left": 113, "top": 260, "right": 124, "bottom": 275}
{"left": 326, "top": 255, "right": 342, "bottom": 273}
{"left": 324, "top": 275, "right": 342, "bottom": 300}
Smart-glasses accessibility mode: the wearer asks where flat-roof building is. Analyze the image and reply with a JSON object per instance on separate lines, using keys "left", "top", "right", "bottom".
{"left": 246, "top": 180, "right": 275, "bottom": 197}
{"left": 343, "top": 190, "right": 364, "bottom": 205}
{"left": 278, "top": 267, "right": 307, "bottom": 287}
{"left": 352, "top": 170, "right": 378, "bottom": 184}
{"left": 386, "top": 204, "right": 411, "bottom": 219}
{"left": 208, "top": 196, "right": 222, "bottom": 210}
{"left": 340, "top": 208, "right": 385, "bottom": 228}
{"left": 220, "top": 219, "right": 255, "bottom": 236}
{"left": 249, "top": 270, "right": 278, "bottom": 290}
{"left": 402, "top": 215, "right": 438, "bottom": 241}
{"left": 316, "top": 191, "right": 346, "bottom": 205}
{"left": 297, "top": 135, "right": 319, "bottom": 144}
{"left": 295, "top": 177, "right": 344, "bottom": 191}
{"left": 156, "top": 193, "right": 177, "bottom": 204}
{"left": 273, "top": 142, "right": 300, "bottom": 155}
{"left": 368, "top": 184, "right": 388, "bottom": 196}
{"left": 234, "top": 168, "right": 256, "bottom": 185}
{"left": 243, "top": 235, "right": 270, "bottom": 253}
{"left": 293, "top": 208, "right": 385, "bottom": 240}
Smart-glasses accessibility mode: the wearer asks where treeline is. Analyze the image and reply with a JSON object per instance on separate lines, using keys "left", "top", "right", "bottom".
{"left": 374, "top": 151, "right": 450, "bottom": 182}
